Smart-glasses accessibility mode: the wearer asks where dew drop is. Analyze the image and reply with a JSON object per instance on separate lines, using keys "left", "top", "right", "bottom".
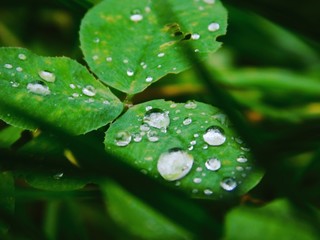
{"left": 191, "top": 33, "right": 200, "bottom": 40}
{"left": 127, "top": 69, "right": 134, "bottom": 76}
{"left": 237, "top": 155, "right": 248, "bottom": 163}
{"left": 204, "top": 189, "right": 213, "bottom": 195}
{"left": 194, "top": 133, "right": 199, "bottom": 138}
{"left": 92, "top": 55, "right": 99, "bottom": 60}
{"left": 157, "top": 148, "right": 194, "bottom": 181}
{"left": 143, "top": 108, "right": 170, "bottom": 130}
{"left": 115, "top": 131, "right": 132, "bottom": 146}
{"left": 220, "top": 177, "right": 237, "bottom": 191}
{"left": 205, "top": 158, "right": 221, "bottom": 171}
{"left": 170, "top": 103, "right": 177, "bottom": 108}
{"left": 183, "top": 117, "right": 192, "bottom": 126}
{"left": 236, "top": 166, "right": 244, "bottom": 171}
{"left": 53, "top": 172, "right": 63, "bottom": 180}
{"left": 196, "top": 167, "right": 202, "bottom": 172}
{"left": 203, "top": 144, "right": 208, "bottom": 150}
{"left": 103, "top": 100, "right": 110, "bottom": 105}
{"left": 208, "top": 22, "right": 220, "bottom": 32}
{"left": 82, "top": 85, "right": 96, "bottom": 97}
{"left": 16, "top": 67, "right": 23, "bottom": 72}
{"left": 145, "top": 106, "right": 153, "bottom": 111}
{"left": 27, "top": 81, "right": 51, "bottom": 96}
{"left": 184, "top": 100, "right": 197, "bottom": 109}
{"left": 140, "top": 123, "right": 150, "bottom": 132}
{"left": 18, "top": 53, "right": 27, "bottom": 60}
{"left": 203, "top": 126, "right": 226, "bottom": 146}
{"left": 147, "top": 130, "right": 159, "bottom": 142}
{"left": 130, "top": 10, "right": 143, "bottom": 22}
{"left": 190, "top": 140, "right": 197, "bottom": 146}
{"left": 132, "top": 132, "right": 142, "bottom": 142}
{"left": 72, "top": 93, "right": 79, "bottom": 98}
{"left": 4, "top": 64, "right": 13, "bottom": 69}
{"left": 69, "top": 84, "right": 76, "bottom": 89}
{"left": 93, "top": 37, "right": 100, "bottom": 43}
{"left": 193, "top": 178, "right": 202, "bottom": 184}
{"left": 145, "top": 76, "right": 153, "bottom": 82}
{"left": 123, "top": 59, "right": 129, "bottom": 64}
{"left": 38, "top": 70, "right": 56, "bottom": 83}
{"left": 106, "top": 56, "right": 113, "bottom": 62}
{"left": 203, "top": 0, "right": 215, "bottom": 4}
{"left": 11, "top": 81, "right": 19, "bottom": 88}
{"left": 157, "top": 52, "right": 165, "bottom": 57}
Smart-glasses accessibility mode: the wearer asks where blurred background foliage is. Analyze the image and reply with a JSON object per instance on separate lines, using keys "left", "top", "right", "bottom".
{"left": 1, "top": 0, "right": 320, "bottom": 239}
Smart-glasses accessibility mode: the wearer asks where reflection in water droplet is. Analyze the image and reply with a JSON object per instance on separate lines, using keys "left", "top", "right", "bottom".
{"left": 203, "top": 126, "right": 226, "bottom": 146}
{"left": 27, "top": 82, "right": 51, "bottom": 96}
{"left": 208, "top": 22, "right": 220, "bottom": 32}
{"left": 184, "top": 100, "right": 197, "bottom": 109}
{"left": 82, "top": 85, "right": 96, "bottom": 97}
{"left": 18, "top": 53, "right": 27, "bottom": 60}
{"left": 38, "top": 70, "right": 56, "bottom": 83}
{"left": 157, "top": 148, "right": 194, "bottom": 181}
{"left": 4, "top": 64, "right": 13, "bottom": 69}
{"left": 127, "top": 69, "right": 134, "bottom": 76}
{"left": 205, "top": 158, "right": 221, "bottom": 171}
{"left": 115, "top": 131, "right": 132, "bottom": 146}
{"left": 132, "top": 132, "right": 142, "bottom": 142}
{"left": 191, "top": 33, "right": 200, "bottom": 40}
{"left": 220, "top": 177, "right": 237, "bottom": 191}
{"left": 53, "top": 172, "right": 64, "bottom": 180}
{"left": 143, "top": 108, "right": 170, "bottom": 130}
{"left": 237, "top": 156, "right": 248, "bottom": 163}
{"left": 147, "top": 130, "right": 159, "bottom": 142}
{"left": 183, "top": 117, "right": 192, "bottom": 125}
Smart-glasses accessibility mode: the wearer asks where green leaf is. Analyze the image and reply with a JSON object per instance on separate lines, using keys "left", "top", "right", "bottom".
{"left": 0, "top": 126, "right": 22, "bottom": 149}
{"left": 80, "top": 0, "right": 227, "bottom": 94}
{"left": 104, "top": 100, "right": 263, "bottom": 200}
{"left": 0, "top": 171, "right": 14, "bottom": 235}
{"left": 102, "top": 180, "right": 192, "bottom": 239}
{"left": 0, "top": 47, "right": 123, "bottom": 135}
{"left": 225, "top": 199, "right": 320, "bottom": 240}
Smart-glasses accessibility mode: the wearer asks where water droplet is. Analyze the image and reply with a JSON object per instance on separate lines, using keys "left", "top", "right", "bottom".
{"left": 145, "top": 76, "right": 153, "bottom": 82}
{"left": 27, "top": 81, "right": 51, "bottom": 96}
{"left": 145, "top": 6, "right": 151, "bottom": 13}
{"left": 170, "top": 103, "right": 177, "bottom": 108}
{"left": 241, "top": 146, "right": 251, "bottom": 152}
{"left": 132, "top": 132, "right": 142, "bottom": 142}
{"left": 93, "top": 37, "right": 100, "bottom": 43}
{"left": 145, "top": 106, "right": 153, "bottom": 111}
{"left": 184, "top": 100, "right": 197, "bottom": 109}
{"left": 183, "top": 117, "right": 192, "bottom": 125}
{"left": 18, "top": 53, "right": 27, "bottom": 60}
{"left": 53, "top": 172, "right": 63, "bottom": 180}
{"left": 203, "top": 0, "right": 215, "bottom": 4}
{"left": 176, "top": 129, "right": 182, "bottom": 134}
{"left": 130, "top": 10, "right": 143, "bottom": 22}
{"left": 106, "top": 56, "right": 113, "bottom": 62}
{"left": 69, "top": 84, "right": 76, "bottom": 89}
{"left": 127, "top": 69, "right": 134, "bottom": 76}
{"left": 11, "top": 81, "right": 19, "bottom": 87}
{"left": 140, "top": 123, "right": 150, "bottom": 132}
{"left": 115, "top": 131, "right": 132, "bottom": 146}
{"left": 203, "top": 144, "right": 208, "bottom": 150}
{"left": 204, "top": 189, "right": 213, "bottom": 195}
{"left": 4, "top": 64, "right": 13, "bottom": 69}
{"left": 157, "top": 64, "right": 162, "bottom": 68}
{"left": 190, "top": 140, "right": 197, "bottom": 146}
{"left": 147, "top": 130, "right": 159, "bottom": 142}
{"left": 235, "top": 137, "right": 243, "bottom": 144}
{"left": 191, "top": 33, "right": 200, "bottom": 40}
{"left": 194, "top": 133, "right": 199, "bottom": 138}
{"left": 123, "top": 59, "right": 129, "bottom": 64}
{"left": 188, "top": 145, "right": 194, "bottom": 151}
{"left": 92, "top": 55, "right": 99, "bottom": 60}
{"left": 194, "top": 49, "right": 200, "bottom": 53}
{"left": 220, "top": 177, "right": 237, "bottom": 191}
{"left": 103, "top": 100, "right": 110, "bottom": 105}
{"left": 208, "top": 22, "right": 220, "bottom": 32}
{"left": 143, "top": 108, "right": 170, "bottom": 130}
{"left": 157, "top": 52, "right": 165, "bottom": 57}
{"left": 38, "top": 70, "right": 56, "bottom": 83}
{"left": 196, "top": 167, "right": 202, "bottom": 172}
{"left": 193, "top": 178, "right": 202, "bottom": 183}
{"left": 72, "top": 93, "right": 79, "bottom": 98}
{"left": 203, "top": 126, "right": 226, "bottom": 146}
{"left": 82, "top": 85, "right": 96, "bottom": 97}
{"left": 236, "top": 166, "right": 244, "bottom": 171}
{"left": 205, "top": 158, "right": 221, "bottom": 171}
{"left": 157, "top": 148, "right": 194, "bottom": 181}
{"left": 237, "top": 156, "right": 248, "bottom": 163}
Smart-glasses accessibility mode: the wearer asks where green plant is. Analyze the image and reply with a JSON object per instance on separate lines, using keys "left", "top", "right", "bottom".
{"left": 1, "top": 0, "right": 320, "bottom": 239}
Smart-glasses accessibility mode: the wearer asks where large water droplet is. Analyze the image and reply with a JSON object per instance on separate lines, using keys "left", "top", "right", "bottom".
{"left": 208, "top": 22, "right": 220, "bottom": 32}
{"left": 203, "top": 126, "right": 226, "bottom": 146}
{"left": 157, "top": 148, "right": 194, "bottom": 181}
{"left": 82, "top": 85, "right": 96, "bottom": 97}
{"left": 27, "top": 81, "right": 51, "bottom": 96}
{"left": 143, "top": 108, "right": 170, "bottom": 130}
{"left": 220, "top": 177, "right": 237, "bottom": 191}
{"left": 38, "top": 70, "right": 56, "bottom": 83}
{"left": 130, "top": 10, "right": 143, "bottom": 22}
{"left": 205, "top": 158, "right": 221, "bottom": 171}
{"left": 115, "top": 131, "right": 132, "bottom": 146}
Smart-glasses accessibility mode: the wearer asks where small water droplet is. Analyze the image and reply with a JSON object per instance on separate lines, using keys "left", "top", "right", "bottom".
{"left": 194, "top": 133, "right": 199, "bottom": 138}
{"left": 103, "top": 100, "right": 110, "bottom": 105}
{"left": 203, "top": 126, "right": 226, "bottom": 146}
{"left": 170, "top": 103, "right": 177, "bottom": 108}
{"left": 241, "top": 146, "right": 251, "bottom": 152}
{"left": 18, "top": 53, "right": 27, "bottom": 60}
{"left": 53, "top": 172, "right": 63, "bottom": 180}
{"left": 183, "top": 117, "right": 192, "bottom": 125}
{"left": 145, "top": 106, "right": 153, "bottom": 111}
{"left": 115, "top": 131, "right": 132, "bottom": 146}
{"left": 184, "top": 100, "right": 197, "bottom": 109}
{"left": 196, "top": 167, "right": 202, "bottom": 172}
{"left": 140, "top": 123, "right": 150, "bottom": 132}
{"left": 127, "top": 69, "right": 134, "bottom": 76}
{"left": 145, "top": 76, "right": 153, "bottom": 82}
{"left": 82, "top": 85, "right": 96, "bottom": 97}
{"left": 147, "top": 130, "right": 159, "bottom": 142}
{"left": 188, "top": 145, "right": 194, "bottom": 151}
{"left": 190, "top": 140, "right": 197, "bottom": 146}
{"left": 157, "top": 52, "right": 165, "bottom": 57}
{"left": 193, "top": 178, "right": 202, "bottom": 183}
{"left": 236, "top": 166, "right": 244, "bottom": 171}
{"left": 220, "top": 177, "right": 237, "bottom": 191}
{"left": 143, "top": 108, "right": 170, "bottom": 130}
{"left": 192, "top": 189, "right": 199, "bottom": 194}
{"left": 69, "top": 84, "right": 76, "bottom": 89}
{"left": 191, "top": 33, "right": 200, "bottom": 40}
{"left": 132, "top": 132, "right": 142, "bottom": 142}
{"left": 11, "top": 81, "right": 19, "bottom": 87}
{"left": 4, "top": 64, "right": 13, "bottom": 69}
{"left": 130, "top": 10, "right": 143, "bottom": 22}
{"left": 157, "top": 148, "right": 194, "bottom": 181}
{"left": 204, "top": 189, "right": 213, "bottom": 195}
{"left": 106, "top": 56, "right": 113, "bottom": 62}
{"left": 93, "top": 37, "right": 100, "bottom": 43}
{"left": 27, "top": 81, "right": 51, "bottom": 96}
{"left": 16, "top": 67, "right": 23, "bottom": 72}
{"left": 72, "top": 93, "right": 79, "bottom": 98}
{"left": 194, "top": 49, "right": 200, "bottom": 53}
{"left": 235, "top": 137, "right": 244, "bottom": 144}
{"left": 38, "top": 70, "right": 56, "bottom": 83}
{"left": 123, "top": 59, "right": 129, "bottom": 64}
{"left": 176, "top": 129, "right": 181, "bottom": 134}
{"left": 205, "top": 158, "right": 221, "bottom": 171}
{"left": 157, "top": 64, "right": 162, "bottom": 68}
{"left": 203, "top": 144, "right": 208, "bottom": 149}
{"left": 92, "top": 55, "right": 99, "bottom": 60}
{"left": 203, "top": 0, "right": 215, "bottom": 4}
{"left": 208, "top": 22, "right": 220, "bottom": 32}
{"left": 237, "top": 155, "right": 248, "bottom": 163}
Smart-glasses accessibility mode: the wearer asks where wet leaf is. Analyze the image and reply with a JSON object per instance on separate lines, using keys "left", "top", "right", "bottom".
{"left": 0, "top": 171, "right": 14, "bottom": 235}
{"left": 0, "top": 126, "right": 22, "bottom": 149}
{"left": 80, "top": 0, "right": 227, "bottom": 94}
